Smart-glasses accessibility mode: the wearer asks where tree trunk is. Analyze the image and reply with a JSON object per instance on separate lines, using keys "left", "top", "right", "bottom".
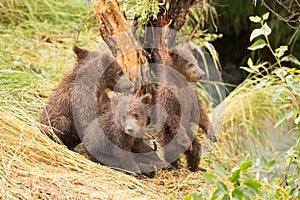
{"left": 93, "top": 0, "right": 198, "bottom": 92}
{"left": 136, "top": 0, "right": 198, "bottom": 64}
{"left": 93, "top": 0, "right": 148, "bottom": 90}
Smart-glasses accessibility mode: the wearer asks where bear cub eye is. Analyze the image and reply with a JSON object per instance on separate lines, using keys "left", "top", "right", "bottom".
{"left": 118, "top": 71, "right": 124, "bottom": 76}
{"left": 133, "top": 113, "right": 139, "bottom": 119}
{"left": 188, "top": 63, "right": 194, "bottom": 68}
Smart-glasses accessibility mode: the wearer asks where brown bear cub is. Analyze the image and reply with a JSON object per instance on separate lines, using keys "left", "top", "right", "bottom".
{"left": 40, "top": 46, "right": 132, "bottom": 150}
{"left": 82, "top": 94, "right": 169, "bottom": 178}
{"left": 154, "top": 45, "right": 217, "bottom": 171}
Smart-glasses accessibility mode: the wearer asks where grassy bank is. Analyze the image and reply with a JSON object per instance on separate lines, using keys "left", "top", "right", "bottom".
{"left": 0, "top": 0, "right": 299, "bottom": 199}
{"left": 0, "top": 1, "right": 218, "bottom": 198}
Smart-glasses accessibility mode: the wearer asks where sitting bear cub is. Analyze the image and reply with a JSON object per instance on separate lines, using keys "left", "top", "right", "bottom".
{"left": 40, "top": 46, "right": 132, "bottom": 150}
{"left": 82, "top": 94, "right": 169, "bottom": 178}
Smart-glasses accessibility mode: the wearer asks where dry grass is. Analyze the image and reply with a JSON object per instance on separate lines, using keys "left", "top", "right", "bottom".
{"left": 0, "top": 104, "right": 218, "bottom": 199}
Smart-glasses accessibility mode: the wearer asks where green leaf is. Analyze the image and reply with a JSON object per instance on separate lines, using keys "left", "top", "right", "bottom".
{"left": 240, "top": 66, "right": 254, "bottom": 73}
{"left": 247, "top": 57, "right": 253, "bottom": 67}
{"left": 214, "top": 163, "right": 227, "bottom": 177}
{"left": 248, "top": 39, "right": 266, "bottom": 50}
{"left": 240, "top": 173, "right": 252, "bottom": 181}
{"left": 229, "top": 167, "right": 240, "bottom": 184}
{"left": 200, "top": 189, "right": 210, "bottom": 199}
{"left": 241, "top": 186, "right": 255, "bottom": 199}
{"left": 240, "top": 160, "right": 252, "bottom": 170}
{"left": 275, "top": 111, "right": 294, "bottom": 127}
{"left": 274, "top": 68, "right": 287, "bottom": 81}
{"left": 261, "top": 23, "right": 272, "bottom": 36}
{"left": 292, "top": 158, "right": 300, "bottom": 165}
{"left": 212, "top": 189, "right": 225, "bottom": 199}
{"left": 216, "top": 180, "right": 228, "bottom": 193}
{"left": 244, "top": 180, "right": 262, "bottom": 193}
{"left": 262, "top": 12, "right": 270, "bottom": 20}
{"left": 250, "top": 29, "right": 264, "bottom": 41}
{"left": 274, "top": 117, "right": 286, "bottom": 128}
{"left": 278, "top": 104, "right": 291, "bottom": 110}
{"left": 201, "top": 173, "right": 217, "bottom": 184}
{"left": 183, "top": 194, "right": 192, "bottom": 200}
{"left": 232, "top": 187, "right": 244, "bottom": 199}
{"left": 249, "top": 65, "right": 260, "bottom": 73}
{"left": 275, "top": 45, "right": 288, "bottom": 58}
{"left": 191, "top": 194, "right": 202, "bottom": 200}
{"left": 286, "top": 75, "right": 299, "bottom": 89}
{"left": 222, "top": 194, "right": 230, "bottom": 200}
{"left": 249, "top": 16, "right": 261, "bottom": 23}
{"left": 183, "top": 194, "right": 204, "bottom": 200}
{"left": 264, "top": 159, "right": 276, "bottom": 171}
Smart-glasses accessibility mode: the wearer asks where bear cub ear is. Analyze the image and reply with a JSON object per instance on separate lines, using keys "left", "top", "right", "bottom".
{"left": 73, "top": 46, "right": 90, "bottom": 61}
{"left": 179, "top": 43, "right": 190, "bottom": 50}
{"left": 168, "top": 47, "right": 178, "bottom": 59}
{"left": 141, "top": 93, "right": 152, "bottom": 105}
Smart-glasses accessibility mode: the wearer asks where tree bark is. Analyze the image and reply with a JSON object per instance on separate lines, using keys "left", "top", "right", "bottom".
{"left": 93, "top": 0, "right": 198, "bottom": 91}
{"left": 93, "top": 0, "right": 148, "bottom": 90}
{"left": 137, "top": 0, "right": 198, "bottom": 64}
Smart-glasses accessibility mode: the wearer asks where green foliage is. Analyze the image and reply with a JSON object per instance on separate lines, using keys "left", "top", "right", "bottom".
{"left": 184, "top": 137, "right": 300, "bottom": 199}
{"left": 181, "top": 1, "right": 222, "bottom": 55}
{"left": 187, "top": 13, "right": 300, "bottom": 199}
{"left": 245, "top": 12, "right": 300, "bottom": 130}
{"left": 0, "top": 0, "right": 95, "bottom": 34}
{"left": 213, "top": 0, "right": 300, "bottom": 63}
{"left": 181, "top": 1, "right": 221, "bottom": 42}
{"left": 217, "top": 12, "right": 299, "bottom": 158}
{"left": 182, "top": 158, "right": 260, "bottom": 199}
{"left": 0, "top": 0, "right": 100, "bottom": 116}
{"left": 119, "top": 0, "right": 159, "bottom": 32}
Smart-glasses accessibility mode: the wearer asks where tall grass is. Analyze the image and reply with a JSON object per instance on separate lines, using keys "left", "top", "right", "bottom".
{"left": 214, "top": 68, "right": 299, "bottom": 162}
{"left": 0, "top": 0, "right": 94, "bottom": 33}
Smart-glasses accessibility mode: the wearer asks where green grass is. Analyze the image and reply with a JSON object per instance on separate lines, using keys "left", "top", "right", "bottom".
{"left": 0, "top": 0, "right": 102, "bottom": 115}
{"left": 214, "top": 73, "right": 296, "bottom": 158}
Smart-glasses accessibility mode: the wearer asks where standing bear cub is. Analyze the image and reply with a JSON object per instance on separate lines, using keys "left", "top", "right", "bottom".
{"left": 83, "top": 94, "right": 169, "bottom": 178}
{"left": 40, "top": 46, "right": 132, "bottom": 150}
{"left": 154, "top": 45, "right": 217, "bottom": 171}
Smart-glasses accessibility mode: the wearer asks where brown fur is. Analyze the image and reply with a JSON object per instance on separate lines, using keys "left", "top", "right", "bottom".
{"left": 40, "top": 46, "right": 132, "bottom": 149}
{"left": 82, "top": 94, "right": 169, "bottom": 178}
{"left": 155, "top": 45, "right": 217, "bottom": 171}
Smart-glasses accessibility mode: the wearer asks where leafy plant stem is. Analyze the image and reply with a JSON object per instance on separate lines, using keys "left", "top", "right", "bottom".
{"left": 262, "top": 25, "right": 299, "bottom": 112}
{"left": 264, "top": 34, "right": 282, "bottom": 68}
{"left": 279, "top": 155, "right": 293, "bottom": 187}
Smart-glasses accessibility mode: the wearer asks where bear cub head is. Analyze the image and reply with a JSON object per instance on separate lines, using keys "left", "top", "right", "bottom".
{"left": 166, "top": 44, "right": 205, "bottom": 82}
{"left": 112, "top": 94, "right": 152, "bottom": 137}
{"left": 73, "top": 45, "right": 133, "bottom": 92}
